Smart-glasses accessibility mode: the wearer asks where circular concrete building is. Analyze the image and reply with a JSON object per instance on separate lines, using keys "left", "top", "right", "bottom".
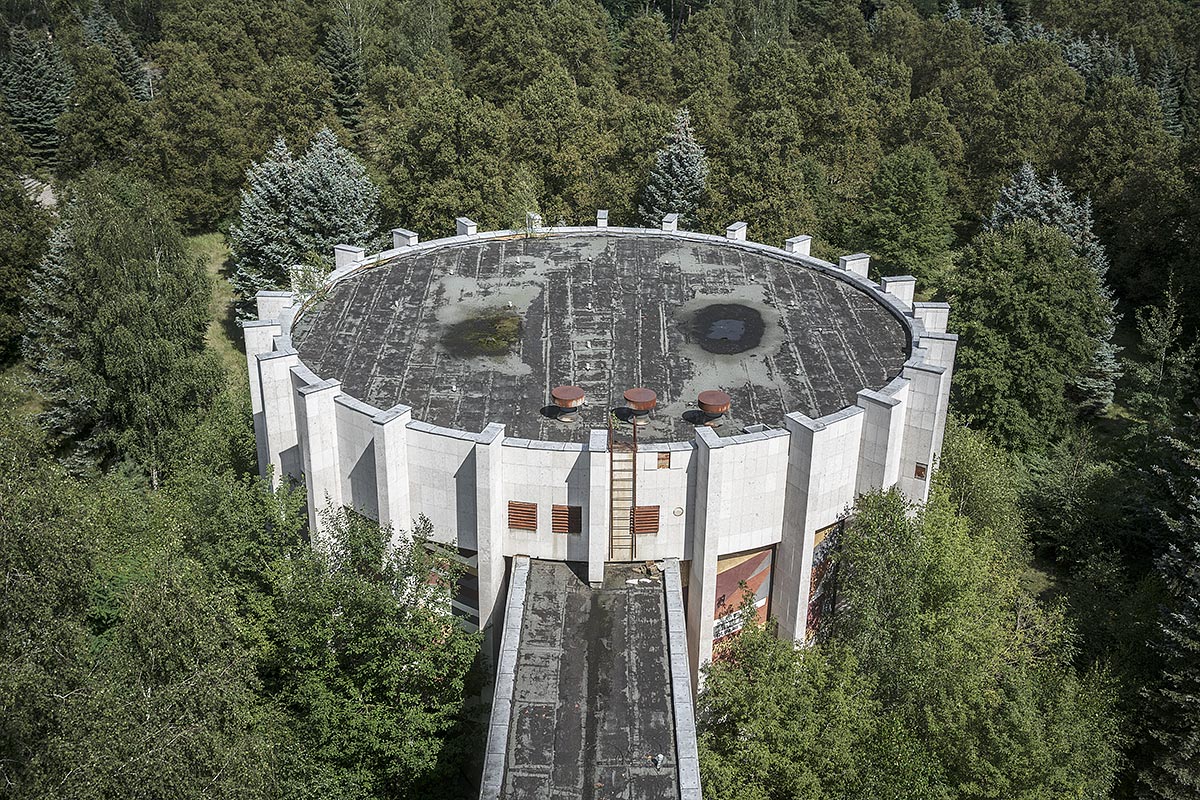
{"left": 244, "top": 217, "right": 956, "bottom": 676}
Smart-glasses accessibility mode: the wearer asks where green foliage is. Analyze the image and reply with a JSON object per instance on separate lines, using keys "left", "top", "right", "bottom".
{"left": 81, "top": 0, "right": 150, "bottom": 102}
{"left": 56, "top": 46, "right": 147, "bottom": 178}
{"left": 0, "top": 119, "right": 50, "bottom": 363}
{"left": 263, "top": 508, "right": 481, "bottom": 798}
{"left": 320, "top": 1, "right": 367, "bottom": 137}
{"left": 639, "top": 107, "right": 708, "bottom": 226}
{"left": 1123, "top": 286, "right": 1198, "bottom": 432}
{"left": 230, "top": 128, "right": 380, "bottom": 310}
{"left": 21, "top": 169, "right": 222, "bottom": 480}
{"left": 1, "top": 25, "right": 72, "bottom": 167}
{"left": 617, "top": 13, "right": 674, "bottom": 103}
{"left": 950, "top": 220, "right": 1108, "bottom": 451}
{"left": 856, "top": 144, "right": 952, "bottom": 286}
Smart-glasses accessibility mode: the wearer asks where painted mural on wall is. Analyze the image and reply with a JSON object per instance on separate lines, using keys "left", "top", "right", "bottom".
{"left": 713, "top": 546, "right": 774, "bottom": 642}
{"left": 806, "top": 521, "right": 842, "bottom": 640}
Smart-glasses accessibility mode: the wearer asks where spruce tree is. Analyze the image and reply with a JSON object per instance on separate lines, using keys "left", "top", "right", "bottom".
{"left": 969, "top": 1, "right": 1012, "bottom": 45}
{"left": 639, "top": 107, "right": 709, "bottom": 227}
{"left": 941, "top": 0, "right": 962, "bottom": 22}
{"left": 990, "top": 164, "right": 1121, "bottom": 413}
{"left": 319, "top": 4, "right": 366, "bottom": 136}
{"left": 0, "top": 26, "right": 73, "bottom": 167}
{"left": 81, "top": 0, "right": 150, "bottom": 102}
{"left": 0, "top": 119, "right": 50, "bottom": 362}
{"left": 230, "top": 129, "right": 380, "bottom": 312}
{"left": 21, "top": 169, "right": 221, "bottom": 481}
{"left": 1154, "top": 50, "right": 1184, "bottom": 137}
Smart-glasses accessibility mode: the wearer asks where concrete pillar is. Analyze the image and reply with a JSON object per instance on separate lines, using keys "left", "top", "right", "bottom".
{"left": 255, "top": 290, "right": 293, "bottom": 322}
{"left": 391, "top": 228, "right": 419, "bottom": 248}
{"left": 456, "top": 217, "right": 478, "bottom": 236}
{"left": 881, "top": 275, "right": 916, "bottom": 307}
{"left": 839, "top": 253, "right": 870, "bottom": 278}
{"left": 475, "top": 422, "right": 507, "bottom": 661}
{"left": 912, "top": 301, "right": 950, "bottom": 333}
{"left": 785, "top": 235, "right": 812, "bottom": 256}
{"left": 243, "top": 320, "right": 281, "bottom": 478}
{"left": 661, "top": 213, "right": 679, "bottom": 232}
{"left": 596, "top": 209, "right": 609, "bottom": 227}
{"left": 296, "top": 377, "right": 343, "bottom": 537}
{"left": 914, "top": 331, "right": 957, "bottom": 475}
{"left": 725, "top": 221, "right": 747, "bottom": 241}
{"left": 256, "top": 348, "right": 301, "bottom": 486}
{"left": 686, "top": 427, "right": 725, "bottom": 688}
{"left": 334, "top": 244, "right": 364, "bottom": 268}
{"left": 855, "top": 385, "right": 909, "bottom": 494}
{"left": 897, "top": 360, "right": 949, "bottom": 503}
{"left": 587, "top": 429, "right": 609, "bottom": 586}
{"left": 373, "top": 404, "right": 412, "bottom": 542}
{"left": 775, "top": 408, "right": 864, "bottom": 643}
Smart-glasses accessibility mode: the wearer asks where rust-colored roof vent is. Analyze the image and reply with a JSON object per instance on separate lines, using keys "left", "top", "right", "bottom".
{"left": 623, "top": 387, "right": 657, "bottom": 426}
{"left": 698, "top": 390, "right": 731, "bottom": 426}
{"left": 551, "top": 385, "right": 585, "bottom": 422}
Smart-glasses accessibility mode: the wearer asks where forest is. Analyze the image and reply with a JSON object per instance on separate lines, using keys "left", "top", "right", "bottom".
{"left": 1, "top": 0, "right": 1198, "bottom": 798}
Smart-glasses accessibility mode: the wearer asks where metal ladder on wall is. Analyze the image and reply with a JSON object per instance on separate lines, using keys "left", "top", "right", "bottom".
{"left": 608, "top": 417, "right": 637, "bottom": 561}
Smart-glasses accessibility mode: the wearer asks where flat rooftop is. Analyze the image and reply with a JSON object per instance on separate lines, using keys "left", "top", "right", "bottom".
{"left": 291, "top": 231, "right": 909, "bottom": 441}
{"left": 502, "top": 561, "right": 677, "bottom": 799}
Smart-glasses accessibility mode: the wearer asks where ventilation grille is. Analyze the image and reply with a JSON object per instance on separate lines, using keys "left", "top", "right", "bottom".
{"left": 633, "top": 505, "right": 660, "bottom": 535}
{"left": 552, "top": 505, "right": 583, "bottom": 534}
{"left": 508, "top": 501, "right": 537, "bottom": 531}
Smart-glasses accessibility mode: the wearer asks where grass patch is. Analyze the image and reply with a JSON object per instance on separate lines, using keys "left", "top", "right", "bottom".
{"left": 0, "top": 362, "right": 43, "bottom": 417}
{"left": 187, "top": 233, "right": 244, "bottom": 386}
{"left": 444, "top": 311, "right": 523, "bottom": 357}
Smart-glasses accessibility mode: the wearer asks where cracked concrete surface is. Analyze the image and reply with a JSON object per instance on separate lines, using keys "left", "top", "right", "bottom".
{"left": 292, "top": 232, "right": 908, "bottom": 441}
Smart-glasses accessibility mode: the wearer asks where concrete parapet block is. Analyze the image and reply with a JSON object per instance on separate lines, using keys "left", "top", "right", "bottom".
{"left": 456, "top": 217, "right": 478, "bottom": 236}
{"left": 391, "top": 228, "right": 419, "bottom": 248}
{"left": 255, "top": 290, "right": 293, "bottom": 322}
{"left": 334, "top": 244, "right": 365, "bottom": 269}
{"left": 661, "top": 213, "right": 679, "bottom": 232}
{"left": 912, "top": 301, "right": 950, "bottom": 333}
{"left": 596, "top": 209, "right": 609, "bottom": 227}
{"left": 663, "top": 559, "right": 703, "bottom": 800}
{"left": 855, "top": 387, "right": 908, "bottom": 494}
{"left": 479, "top": 555, "right": 530, "bottom": 800}
{"left": 785, "top": 235, "right": 812, "bottom": 256}
{"left": 881, "top": 275, "right": 916, "bottom": 307}
{"left": 295, "top": 376, "right": 343, "bottom": 537}
{"left": 839, "top": 253, "right": 870, "bottom": 278}
{"left": 256, "top": 348, "right": 301, "bottom": 484}
{"left": 725, "top": 221, "right": 747, "bottom": 241}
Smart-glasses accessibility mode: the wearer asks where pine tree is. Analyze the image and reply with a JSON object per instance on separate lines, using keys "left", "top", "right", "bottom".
{"left": 0, "top": 26, "right": 73, "bottom": 167}
{"left": 990, "top": 165, "right": 1122, "bottom": 412}
{"left": 1123, "top": 287, "right": 1198, "bottom": 430}
{"left": 230, "top": 129, "right": 380, "bottom": 312}
{"left": 81, "top": 0, "right": 150, "bottom": 101}
{"left": 0, "top": 119, "right": 51, "bottom": 363}
{"left": 639, "top": 107, "right": 709, "bottom": 227}
{"left": 941, "top": 0, "right": 962, "bottom": 22}
{"left": 319, "top": 2, "right": 366, "bottom": 136}
{"left": 1155, "top": 50, "right": 1184, "bottom": 137}
{"left": 20, "top": 169, "right": 221, "bottom": 481}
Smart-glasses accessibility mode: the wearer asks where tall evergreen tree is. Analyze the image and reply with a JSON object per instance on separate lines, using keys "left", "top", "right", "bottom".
{"left": 319, "top": 1, "right": 367, "bottom": 136}
{"left": 0, "top": 119, "right": 50, "bottom": 363}
{"left": 81, "top": 0, "right": 150, "bottom": 101}
{"left": 21, "top": 169, "right": 221, "bottom": 481}
{"left": 617, "top": 12, "right": 674, "bottom": 103}
{"left": 1123, "top": 288, "right": 1198, "bottom": 431}
{"left": 0, "top": 26, "right": 73, "bottom": 167}
{"left": 1140, "top": 422, "right": 1200, "bottom": 800}
{"left": 969, "top": 0, "right": 1012, "bottom": 45}
{"left": 56, "top": 46, "right": 146, "bottom": 178}
{"left": 990, "top": 164, "right": 1121, "bottom": 413}
{"left": 230, "top": 129, "right": 380, "bottom": 311}
{"left": 1154, "top": 50, "right": 1185, "bottom": 138}
{"left": 638, "top": 107, "right": 708, "bottom": 227}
